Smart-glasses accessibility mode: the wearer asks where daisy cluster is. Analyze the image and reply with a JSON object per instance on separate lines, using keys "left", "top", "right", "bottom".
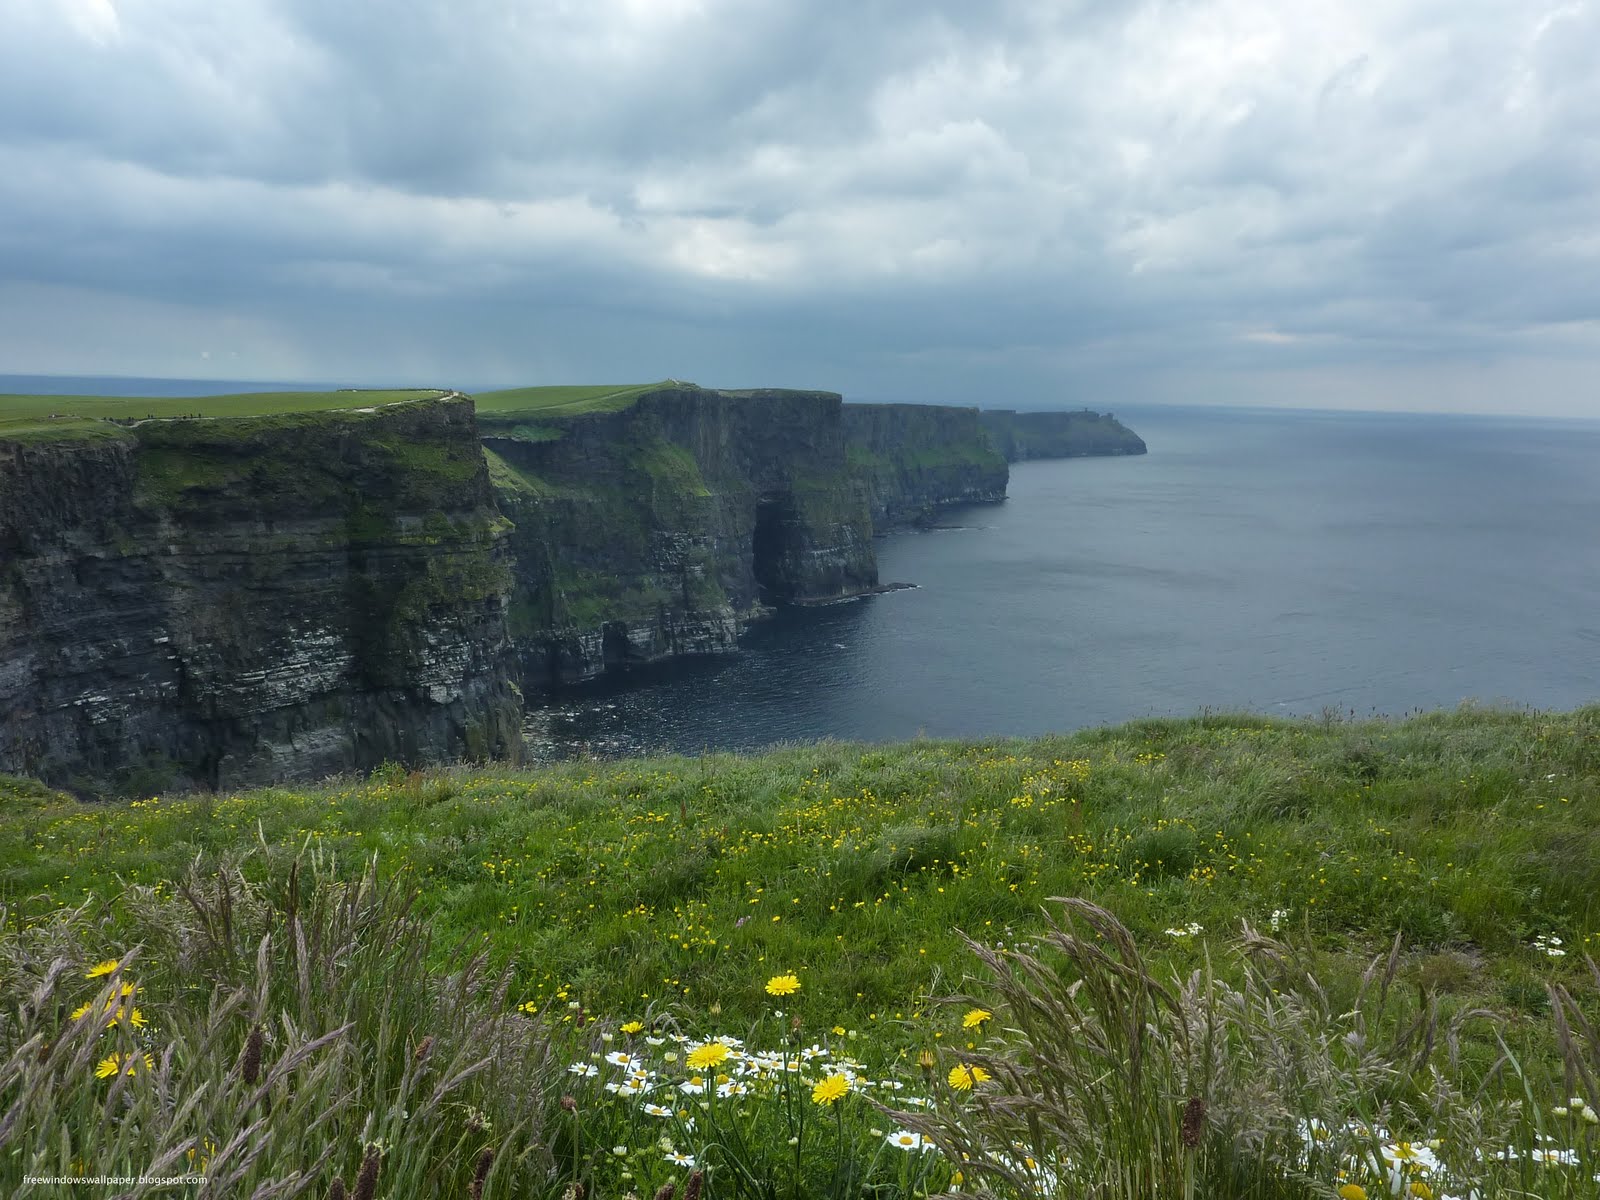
{"left": 547, "top": 971, "right": 997, "bottom": 1192}
{"left": 568, "top": 1027, "right": 934, "bottom": 1159}
{"left": 1297, "top": 1115, "right": 1600, "bottom": 1199}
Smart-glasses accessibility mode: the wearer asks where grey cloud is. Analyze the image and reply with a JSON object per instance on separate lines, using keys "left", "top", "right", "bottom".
{"left": 2, "top": 0, "right": 1599, "bottom": 414}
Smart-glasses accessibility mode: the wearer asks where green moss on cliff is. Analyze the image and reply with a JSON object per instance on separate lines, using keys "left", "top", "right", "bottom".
{"left": 555, "top": 568, "right": 675, "bottom": 627}
{"left": 393, "top": 551, "right": 516, "bottom": 625}
{"left": 483, "top": 448, "right": 564, "bottom": 499}
{"left": 636, "top": 441, "right": 711, "bottom": 496}
{"left": 131, "top": 401, "right": 484, "bottom": 516}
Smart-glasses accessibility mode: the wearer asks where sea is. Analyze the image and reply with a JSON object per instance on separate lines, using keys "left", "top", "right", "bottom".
{"left": 6, "top": 377, "right": 1597, "bottom": 759}
{"left": 524, "top": 404, "right": 1600, "bottom": 758}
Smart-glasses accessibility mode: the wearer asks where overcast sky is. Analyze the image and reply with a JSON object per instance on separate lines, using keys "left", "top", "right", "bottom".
{"left": 4, "top": 0, "right": 1599, "bottom": 414}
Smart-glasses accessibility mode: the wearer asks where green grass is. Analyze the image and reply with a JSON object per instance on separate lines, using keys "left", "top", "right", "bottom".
{"left": 3, "top": 707, "right": 1600, "bottom": 1196}
{"left": 0, "top": 417, "right": 137, "bottom": 444}
{"left": 3, "top": 707, "right": 1597, "bottom": 1038}
{"left": 0, "top": 389, "right": 448, "bottom": 425}
{"left": 0, "top": 389, "right": 451, "bottom": 447}
{"left": 473, "top": 381, "right": 681, "bottom": 419}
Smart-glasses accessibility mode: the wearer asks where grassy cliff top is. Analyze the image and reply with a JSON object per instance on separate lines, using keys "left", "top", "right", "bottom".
{"left": 474, "top": 381, "right": 681, "bottom": 418}
{"left": 0, "top": 388, "right": 448, "bottom": 422}
{"left": 0, "top": 389, "right": 450, "bottom": 444}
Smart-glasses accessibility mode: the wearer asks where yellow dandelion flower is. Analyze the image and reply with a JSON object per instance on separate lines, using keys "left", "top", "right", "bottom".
{"left": 85, "top": 960, "right": 121, "bottom": 980}
{"left": 962, "top": 1008, "right": 992, "bottom": 1030}
{"left": 620, "top": 1020, "right": 644, "bottom": 1035}
{"left": 947, "top": 1063, "right": 990, "bottom": 1091}
{"left": 685, "top": 1042, "right": 731, "bottom": 1070}
{"left": 95, "top": 1051, "right": 154, "bottom": 1079}
{"left": 72, "top": 1000, "right": 146, "bottom": 1028}
{"left": 1337, "top": 1186, "right": 1368, "bottom": 1200}
{"left": 765, "top": 973, "right": 800, "bottom": 997}
{"left": 811, "top": 1073, "right": 850, "bottom": 1106}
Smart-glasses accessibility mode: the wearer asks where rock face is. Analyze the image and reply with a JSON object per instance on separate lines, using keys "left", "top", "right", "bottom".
{"left": 480, "top": 385, "right": 878, "bottom": 688}
{"left": 0, "top": 398, "right": 522, "bottom": 794}
{"left": 978, "top": 409, "right": 1147, "bottom": 461}
{"left": 841, "top": 403, "right": 1009, "bottom": 528}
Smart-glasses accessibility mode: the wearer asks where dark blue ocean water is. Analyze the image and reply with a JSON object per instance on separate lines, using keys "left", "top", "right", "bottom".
{"left": 526, "top": 404, "right": 1600, "bottom": 757}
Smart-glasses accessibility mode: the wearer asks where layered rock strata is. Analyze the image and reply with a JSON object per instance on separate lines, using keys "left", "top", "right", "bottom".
{"left": 480, "top": 385, "right": 878, "bottom": 687}
{"left": 0, "top": 398, "right": 522, "bottom": 794}
{"left": 841, "top": 403, "right": 1009, "bottom": 528}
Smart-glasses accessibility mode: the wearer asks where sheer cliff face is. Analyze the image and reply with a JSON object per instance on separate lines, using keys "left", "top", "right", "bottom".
{"left": 0, "top": 399, "right": 522, "bottom": 794}
{"left": 977, "top": 409, "right": 1147, "bottom": 461}
{"left": 841, "top": 403, "right": 1009, "bottom": 528}
{"left": 481, "top": 386, "right": 878, "bottom": 687}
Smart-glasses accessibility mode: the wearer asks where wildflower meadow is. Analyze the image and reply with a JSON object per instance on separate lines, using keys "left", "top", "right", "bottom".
{"left": 1, "top": 706, "right": 1598, "bottom": 1196}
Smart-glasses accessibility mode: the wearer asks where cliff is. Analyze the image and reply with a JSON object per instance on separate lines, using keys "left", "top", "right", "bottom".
{"left": 978, "top": 408, "right": 1146, "bottom": 461}
{"left": 0, "top": 398, "right": 522, "bottom": 795}
{"left": 0, "top": 384, "right": 1152, "bottom": 789}
{"left": 479, "top": 385, "right": 878, "bottom": 687}
{"left": 841, "top": 403, "right": 1009, "bottom": 528}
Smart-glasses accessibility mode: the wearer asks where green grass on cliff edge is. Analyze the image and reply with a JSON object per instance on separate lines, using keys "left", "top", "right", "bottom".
{"left": 0, "top": 389, "right": 450, "bottom": 443}
{"left": 0, "top": 388, "right": 447, "bottom": 422}
{"left": 473, "top": 381, "right": 680, "bottom": 419}
{"left": 2, "top": 706, "right": 1597, "bottom": 1072}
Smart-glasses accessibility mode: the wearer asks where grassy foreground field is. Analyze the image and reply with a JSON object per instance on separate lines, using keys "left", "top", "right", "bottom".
{"left": 3, "top": 707, "right": 1599, "bottom": 1197}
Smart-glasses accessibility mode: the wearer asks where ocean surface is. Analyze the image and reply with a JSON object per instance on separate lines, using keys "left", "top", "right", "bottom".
{"left": 526, "top": 404, "right": 1600, "bottom": 758}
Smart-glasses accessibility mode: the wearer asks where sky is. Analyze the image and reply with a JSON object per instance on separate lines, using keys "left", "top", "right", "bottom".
{"left": 3, "top": 0, "right": 1599, "bottom": 415}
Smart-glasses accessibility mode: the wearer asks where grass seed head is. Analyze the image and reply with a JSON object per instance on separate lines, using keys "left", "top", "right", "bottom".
{"left": 353, "top": 1145, "right": 380, "bottom": 1200}
{"left": 242, "top": 1024, "right": 263, "bottom": 1086}
{"left": 470, "top": 1145, "right": 495, "bottom": 1200}
{"left": 1181, "top": 1096, "right": 1207, "bottom": 1148}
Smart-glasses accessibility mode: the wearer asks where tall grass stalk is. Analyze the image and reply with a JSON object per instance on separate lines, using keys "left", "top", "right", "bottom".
{"left": 891, "top": 899, "right": 1598, "bottom": 1199}
{"left": 0, "top": 854, "right": 557, "bottom": 1197}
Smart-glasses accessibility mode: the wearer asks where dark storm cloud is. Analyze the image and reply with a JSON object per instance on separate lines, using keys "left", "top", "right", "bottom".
{"left": 3, "top": 0, "right": 1599, "bottom": 413}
